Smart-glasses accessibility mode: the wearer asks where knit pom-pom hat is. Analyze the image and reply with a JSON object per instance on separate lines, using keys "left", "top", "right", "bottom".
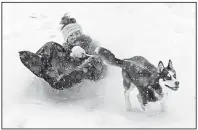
{"left": 60, "top": 14, "right": 82, "bottom": 42}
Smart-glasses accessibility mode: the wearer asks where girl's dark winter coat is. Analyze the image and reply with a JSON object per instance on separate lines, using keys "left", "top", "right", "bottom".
{"left": 35, "top": 35, "right": 107, "bottom": 90}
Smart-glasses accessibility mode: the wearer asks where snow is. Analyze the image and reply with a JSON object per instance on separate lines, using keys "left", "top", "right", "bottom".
{"left": 2, "top": 3, "right": 196, "bottom": 128}
{"left": 70, "top": 46, "right": 86, "bottom": 58}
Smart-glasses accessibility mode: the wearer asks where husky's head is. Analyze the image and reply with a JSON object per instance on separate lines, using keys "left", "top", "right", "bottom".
{"left": 157, "top": 60, "right": 179, "bottom": 91}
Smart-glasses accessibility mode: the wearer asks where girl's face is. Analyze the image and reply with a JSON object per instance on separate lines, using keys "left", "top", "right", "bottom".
{"left": 67, "top": 30, "right": 82, "bottom": 45}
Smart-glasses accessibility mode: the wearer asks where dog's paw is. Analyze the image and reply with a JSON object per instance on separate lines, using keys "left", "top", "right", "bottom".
{"left": 160, "top": 108, "right": 165, "bottom": 112}
{"left": 160, "top": 103, "right": 166, "bottom": 112}
{"left": 126, "top": 107, "right": 132, "bottom": 112}
{"left": 125, "top": 102, "right": 132, "bottom": 111}
{"left": 141, "top": 104, "right": 151, "bottom": 112}
{"left": 142, "top": 107, "right": 149, "bottom": 112}
{"left": 125, "top": 104, "right": 132, "bottom": 111}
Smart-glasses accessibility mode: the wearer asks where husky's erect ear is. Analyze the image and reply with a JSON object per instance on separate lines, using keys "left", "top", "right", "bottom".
{"left": 167, "top": 59, "right": 173, "bottom": 69}
{"left": 158, "top": 61, "right": 164, "bottom": 73}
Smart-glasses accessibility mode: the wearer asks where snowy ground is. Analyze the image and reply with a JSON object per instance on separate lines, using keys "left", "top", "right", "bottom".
{"left": 2, "top": 3, "right": 196, "bottom": 128}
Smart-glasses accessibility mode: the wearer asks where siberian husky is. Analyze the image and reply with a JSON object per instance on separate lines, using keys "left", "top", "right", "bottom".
{"left": 95, "top": 47, "right": 179, "bottom": 111}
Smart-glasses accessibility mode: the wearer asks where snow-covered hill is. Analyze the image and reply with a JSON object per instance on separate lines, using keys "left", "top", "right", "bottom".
{"left": 2, "top": 3, "right": 196, "bottom": 128}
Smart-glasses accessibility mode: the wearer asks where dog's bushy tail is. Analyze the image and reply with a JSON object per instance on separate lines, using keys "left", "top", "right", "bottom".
{"left": 95, "top": 47, "right": 124, "bottom": 68}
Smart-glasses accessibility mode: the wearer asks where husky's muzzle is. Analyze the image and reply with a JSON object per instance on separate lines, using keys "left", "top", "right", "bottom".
{"left": 165, "top": 83, "right": 179, "bottom": 91}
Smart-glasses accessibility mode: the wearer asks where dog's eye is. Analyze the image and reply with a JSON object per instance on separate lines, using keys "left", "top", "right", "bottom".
{"left": 165, "top": 74, "right": 172, "bottom": 80}
{"left": 173, "top": 74, "right": 176, "bottom": 78}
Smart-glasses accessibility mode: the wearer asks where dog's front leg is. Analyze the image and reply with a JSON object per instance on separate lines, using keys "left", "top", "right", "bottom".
{"left": 160, "top": 101, "right": 165, "bottom": 112}
{"left": 137, "top": 93, "right": 148, "bottom": 111}
{"left": 160, "top": 93, "right": 168, "bottom": 112}
{"left": 137, "top": 89, "right": 149, "bottom": 112}
{"left": 137, "top": 93, "right": 144, "bottom": 110}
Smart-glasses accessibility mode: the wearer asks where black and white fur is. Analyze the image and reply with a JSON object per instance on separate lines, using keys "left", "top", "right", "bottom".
{"left": 95, "top": 47, "right": 179, "bottom": 111}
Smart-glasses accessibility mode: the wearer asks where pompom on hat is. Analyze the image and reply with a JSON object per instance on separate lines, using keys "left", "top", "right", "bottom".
{"left": 60, "top": 14, "right": 83, "bottom": 42}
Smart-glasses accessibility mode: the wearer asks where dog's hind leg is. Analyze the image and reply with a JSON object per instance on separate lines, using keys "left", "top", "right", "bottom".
{"left": 124, "top": 80, "right": 132, "bottom": 111}
{"left": 123, "top": 77, "right": 135, "bottom": 111}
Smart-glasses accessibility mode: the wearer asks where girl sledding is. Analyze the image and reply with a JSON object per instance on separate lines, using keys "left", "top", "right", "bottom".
{"left": 19, "top": 14, "right": 107, "bottom": 90}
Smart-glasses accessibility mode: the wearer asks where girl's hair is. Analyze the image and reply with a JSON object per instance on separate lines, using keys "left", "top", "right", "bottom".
{"left": 60, "top": 13, "right": 76, "bottom": 30}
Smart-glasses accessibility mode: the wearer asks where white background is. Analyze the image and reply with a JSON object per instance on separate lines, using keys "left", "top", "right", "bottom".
{"left": 2, "top": 3, "right": 196, "bottom": 128}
